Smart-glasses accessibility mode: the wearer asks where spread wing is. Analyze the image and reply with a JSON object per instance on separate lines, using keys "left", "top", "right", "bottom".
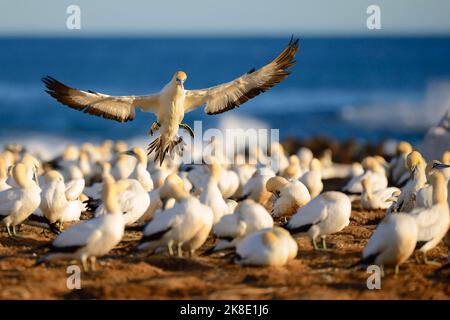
{"left": 42, "top": 76, "right": 160, "bottom": 122}
{"left": 184, "top": 37, "right": 299, "bottom": 115}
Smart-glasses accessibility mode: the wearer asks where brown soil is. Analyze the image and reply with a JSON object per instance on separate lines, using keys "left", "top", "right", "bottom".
{"left": 1, "top": 178, "right": 449, "bottom": 300}
{"left": 1, "top": 202, "right": 449, "bottom": 300}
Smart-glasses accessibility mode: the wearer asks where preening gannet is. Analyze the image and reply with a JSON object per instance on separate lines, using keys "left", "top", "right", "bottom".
{"left": 43, "top": 37, "right": 300, "bottom": 164}
{"left": 361, "top": 177, "right": 400, "bottom": 210}
{"left": 240, "top": 167, "right": 275, "bottom": 208}
{"left": 354, "top": 213, "right": 418, "bottom": 275}
{"left": 138, "top": 182, "right": 213, "bottom": 257}
{"left": 266, "top": 176, "right": 310, "bottom": 218}
{"left": 211, "top": 199, "right": 274, "bottom": 251}
{"left": 91, "top": 178, "right": 150, "bottom": 226}
{"left": 235, "top": 227, "right": 297, "bottom": 267}
{"left": 415, "top": 161, "right": 450, "bottom": 208}
{"left": 393, "top": 151, "right": 427, "bottom": 212}
{"left": 342, "top": 157, "right": 388, "bottom": 194}
{"left": 0, "top": 163, "right": 41, "bottom": 236}
{"left": 409, "top": 171, "right": 449, "bottom": 265}
{"left": 37, "top": 176, "right": 125, "bottom": 271}
{"left": 39, "top": 170, "right": 83, "bottom": 233}
{"left": 389, "top": 141, "right": 413, "bottom": 186}
{"left": 285, "top": 191, "right": 351, "bottom": 250}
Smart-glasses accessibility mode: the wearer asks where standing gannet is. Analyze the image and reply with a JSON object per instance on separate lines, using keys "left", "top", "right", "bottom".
{"left": 393, "top": 151, "right": 427, "bottom": 212}
{"left": 37, "top": 176, "right": 125, "bottom": 271}
{"left": 218, "top": 168, "right": 240, "bottom": 199}
{"left": 199, "top": 157, "right": 231, "bottom": 224}
{"left": 296, "top": 147, "right": 313, "bottom": 171}
{"left": 361, "top": 177, "right": 400, "bottom": 210}
{"left": 389, "top": 141, "right": 413, "bottom": 186}
{"left": 123, "top": 147, "right": 154, "bottom": 192}
{"left": 39, "top": 170, "right": 83, "bottom": 233}
{"left": 211, "top": 199, "right": 274, "bottom": 252}
{"left": 409, "top": 171, "right": 449, "bottom": 265}
{"left": 43, "top": 37, "right": 300, "bottom": 164}
{"left": 91, "top": 178, "right": 150, "bottom": 226}
{"left": 299, "top": 158, "right": 323, "bottom": 198}
{"left": 111, "top": 153, "right": 135, "bottom": 180}
{"left": 138, "top": 173, "right": 185, "bottom": 223}
{"left": 269, "top": 142, "right": 289, "bottom": 174}
{"left": 0, "top": 155, "right": 11, "bottom": 192}
{"left": 235, "top": 227, "right": 297, "bottom": 267}
{"left": 282, "top": 155, "right": 303, "bottom": 180}
{"left": 138, "top": 181, "right": 213, "bottom": 256}
{"left": 415, "top": 161, "right": 450, "bottom": 208}
{"left": 342, "top": 157, "right": 388, "bottom": 194}
{"left": 266, "top": 176, "right": 310, "bottom": 218}
{"left": 284, "top": 191, "right": 351, "bottom": 250}
{"left": 353, "top": 213, "right": 418, "bottom": 275}
{"left": 0, "top": 163, "right": 41, "bottom": 237}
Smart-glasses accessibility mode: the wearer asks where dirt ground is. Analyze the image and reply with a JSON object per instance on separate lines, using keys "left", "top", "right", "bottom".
{"left": 1, "top": 189, "right": 449, "bottom": 299}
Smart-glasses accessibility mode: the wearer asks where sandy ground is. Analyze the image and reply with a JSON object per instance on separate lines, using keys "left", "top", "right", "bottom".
{"left": 0, "top": 181, "right": 449, "bottom": 300}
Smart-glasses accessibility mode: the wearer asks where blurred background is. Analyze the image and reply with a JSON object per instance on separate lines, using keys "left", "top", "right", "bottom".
{"left": 0, "top": 0, "right": 449, "bottom": 154}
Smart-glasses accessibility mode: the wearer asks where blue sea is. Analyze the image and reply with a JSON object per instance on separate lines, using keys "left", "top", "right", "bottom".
{"left": 1, "top": 36, "right": 450, "bottom": 149}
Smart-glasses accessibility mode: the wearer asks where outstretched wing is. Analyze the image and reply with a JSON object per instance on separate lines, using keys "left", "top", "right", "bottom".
{"left": 184, "top": 37, "right": 299, "bottom": 115}
{"left": 42, "top": 76, "right": 160, "bottom": 122}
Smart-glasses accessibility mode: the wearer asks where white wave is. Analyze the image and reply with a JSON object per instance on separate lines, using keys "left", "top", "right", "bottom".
{"left": 341, "top": 80, "right": 450, "bottom": 131}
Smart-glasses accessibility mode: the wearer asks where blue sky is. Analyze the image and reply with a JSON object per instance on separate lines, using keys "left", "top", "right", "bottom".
{"left": 1, "top": 0, "right": 450, "bottom": 36}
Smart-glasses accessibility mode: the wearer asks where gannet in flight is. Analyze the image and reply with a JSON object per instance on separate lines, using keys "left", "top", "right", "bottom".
{"left": 42, "top": 37, "right": 300, "bottom": 164}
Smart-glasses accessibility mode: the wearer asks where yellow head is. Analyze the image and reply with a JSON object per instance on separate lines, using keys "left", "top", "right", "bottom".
{"left": 442, "top": 150, "right": 450, "bottom": 164}
{"left": 406, "top": 151, "right": 424, "bottom": 172}
{"left": 174, "top": 71, "right": 187, "bottom": 86}
{"left": 266, "top": 176, "right": 289, "bottom": 193}
{"left": 45, "top": 170, "right": 64, "bottom": 183}
{"left": 396, "top": 141, "right": 412, "bottom": 155}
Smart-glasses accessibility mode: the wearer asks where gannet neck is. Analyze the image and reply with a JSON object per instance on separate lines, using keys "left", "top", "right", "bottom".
{"left": 12, "top": 163, "right": 30, "bottom": 188}
{"left": 45, "top": 170, "right": 63, "bottom": 184}
{"left": 0, "top": 156, "right": 7, "bottom": 180}
{"left": 431, "top": 172, "right": 447, "bottom": 205}
{"left": 103, "top": 176, "right": 121, "bottom": 214}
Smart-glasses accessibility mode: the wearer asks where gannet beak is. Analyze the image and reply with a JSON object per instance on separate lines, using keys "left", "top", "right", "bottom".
{"left": 161, "top": 197, "right": 170, "bottom": 210}
{"left": 434, "top": 163, "right": 450, "bottom": 170}
{"left": 176, "top": 78, "right": 184, "bottom": 85}
{"left": 122, "top": 150, "right": 137, "bottom": 157}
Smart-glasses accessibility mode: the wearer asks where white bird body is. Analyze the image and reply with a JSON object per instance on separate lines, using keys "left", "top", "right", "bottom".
{"left": 395, "top": 152, "right": 427, "bottom": 212}
{"left": 361, "top": 213, "right": 418, "bottom": 269}
{"left": 343, "top": 170, "right": 387, "bottom": 194}
{"left": 40, "top": 176, "right": 125, "bottom": 271}
{"left": 0, "top": 163, "right": 41, "bottom": 234}
{"left": 218, "top": 169, "right": 240, "bottom": 199}
{"left": 299, "top": 158, "right": 323, "bottom": 198}
{"left": 95, "top": 179, "right": 150, "bottom": 226}
{"left": 241, "top": 167, "right": 275, "bottom": 206}
{"left": 409, "top": 172, "right": 449, "bottom": 256}
{"left": 361, "top": 182, "right": 400, "bottom": 210}
{"left": 199, "top": 158, "right": 232, "bottom": 224}
{"left": 200, "top": 178, "right": 230, "bottom": 224}
{"left": 40, "top": 171, "right": 83, "bottom": 225}
{"left": 138, "top": 186, "right": 212, "bottom": 256}
{"left": 286, "top": 191, "right": 351, "bottom": 248}
{"left": 0, "top": 156, "right": 11, "bottom": 192}
{"left": 43, "top": 39, "right": 299, "bottom": 164}
{"left": 267, "top": 177, "right": 311, "bottom": 218}
{"left": 213, "top": 199, "right": 274, "bottom": 251}
{"left": 235, "top": 227, "right": 297, "bottom": 266}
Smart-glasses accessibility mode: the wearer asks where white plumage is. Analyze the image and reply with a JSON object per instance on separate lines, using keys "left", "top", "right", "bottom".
{"left": 286, "top": 191, "right": 351, "bottom": 249}
{"left": 235, "top": 227, "right": 297, "bottom": 267}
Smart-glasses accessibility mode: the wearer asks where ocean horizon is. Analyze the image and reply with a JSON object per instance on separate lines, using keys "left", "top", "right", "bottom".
{"left": 1, "top": 36, "right": 450, "bottom": 150}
